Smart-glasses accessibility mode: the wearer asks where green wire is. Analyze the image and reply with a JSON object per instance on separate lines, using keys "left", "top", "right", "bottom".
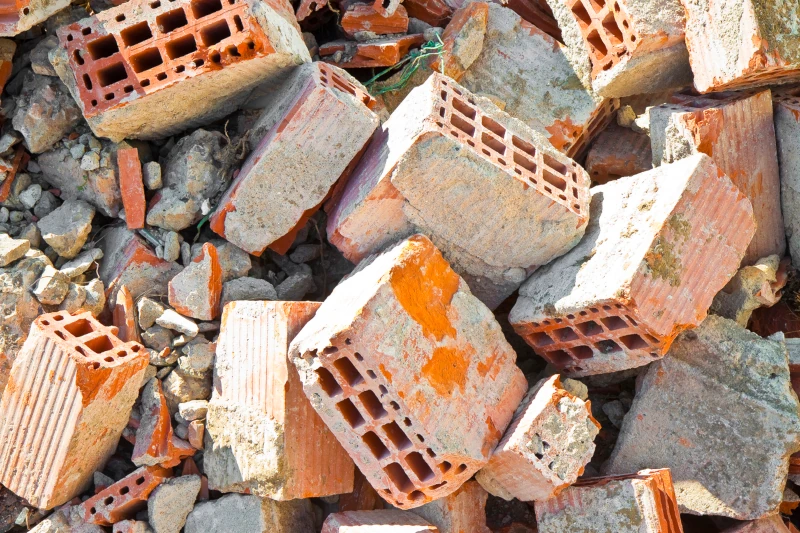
{"left": 364, "top": 34, "right": 445, "bottom": 96}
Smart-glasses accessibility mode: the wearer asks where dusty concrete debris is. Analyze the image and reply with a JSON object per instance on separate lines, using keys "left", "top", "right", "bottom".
{"left": 0, "top": 233, "right": 28, "bottom": 266}
{"left": 37, "top": 199, "right": 95, "bottom": 259}
{"left": 13, "top": 72, "right": 82, "bottom": 154}
{"left": 184, "top": 493, "right": 316, "bottom": 533}
{"left": 168, "top": 242, "right": 222, "bottom": 320}
{"left": 146, "top": 475, "right": 201, "bottom": 533}
{"left": 219, "top": 276, "right": 276, "bottom": 309}
{"left": 31, "top": 264, "right": 70, "bottom": 305}
{"left": 323, "top": 510, "right": 439, "bottom": 532}
{"left": 711, "top": 255, "right": 788, "bottom": 326}
{"left": 133, "top": 377, "right": 194, "bottom": 467}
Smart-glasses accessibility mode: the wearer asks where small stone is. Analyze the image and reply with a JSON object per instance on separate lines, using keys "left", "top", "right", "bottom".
{"left": 58, "top": 283, "right": 87, "bottom": 314}
{"left": 113, "top": 520, "right": 153, "bottom": 533}
{"left": 147, "top": 475, "right": 201, "bottom": 533}
{"left": 276, "top": 268, "right": 316, "bottom": 301}
{"left": 178, "top": 400, "right": 209, "bottom": 422}
{"left": 0, "top": 207, "right": 8, "bottom": 223}
{"left": 59, "top": 248, "right": 103, "bottom": 278}
{"left": 561, "top": 378, "right": 588, "bottom": 401}
{"left": 601, "top": 400, "right": 626, "bottom": 429}
{"left": 157, "top": 309, "right": 198, "bottom": 337}
{"left": 289, "top": 244, "right": 320, "bottom": 264}
{"left": 38, "top": 199, "right": 95, "bottom": 258}
{"left": 33, "top": 191, "right": 60, "bottom": 219}
{"left": 163, "top": 367, "right": 212, "bottom": 414}
{"left": 143, "top": 161, "right": 162, "bottom": 190}
{"left": 32, "top": 265, "right": 70, "bottom": 305}
{"left": 184, "top": 494, "right": 315, "bottom": 533}
{"left": 175, "top": 422, "right": 189, "bottom": 440}
{"left": 141, "top": 325, "right": 174, "bottom": 352}
{"left": 82, "top": 278, "right": 106, "bottom": 317}
{"left": 149, "top": 347, "right": 178, "bottom": 367}
{"left": 16, "top": 224, "right": 42, "bottom": 249}
{"left": 192, "top": 240, "right": 251, "bottom": 282}
{"left": 8, "top": 211, "right": 23, "bottom": 223}
{"left": 0, "top": 234, "right": 29, "bottom": 267}
{"left": 180, "top": 242, "right": 191, "bottom": 266}
{"left": 168, "top": 242, "right": 222, "bottom": 321}
{"left": 220, "top": 277, "right": 277, "bottom": 311}
{"left": 13, "top": 72, "right": 82, "bottom": 154}
{"left": 177, "top": 337, "right": 214, "bottom": 379}
{"left": 163, "top": 232, "right": 181, "bottom": 263}
{"left": 187, "top": 420, "right": 204, "bottom": 450}
{"left": 81, "top": 152, "right": 100, "bottom": 171}
{"left": 19, "top": 184, "right": 42, "bottom": 210}
{"left": 70, "top": 144, "right": 86, "bottom": 160}
{"left": 172, "top": 334, "right": 191, "bottom": 348}
{"left": 137, "top": 297, "right": 165, "bottom": 330}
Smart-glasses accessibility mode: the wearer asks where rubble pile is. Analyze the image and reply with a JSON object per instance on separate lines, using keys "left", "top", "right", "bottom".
{"left": 3, "top": 0, "right": 800, "bottom": 530}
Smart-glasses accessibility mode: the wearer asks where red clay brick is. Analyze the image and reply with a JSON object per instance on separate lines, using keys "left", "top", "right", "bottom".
{"left": 295, "top": 0, "right": 328, "bottom": 21}
{"left": 0, "top": 311, "right": 148, "bottom": 509}
{"left": 133, "top": 377, "right": 196, "bottom": 468}
{"left": 80, "top": 465, "right": 171, "bottom": 525}
{"left": 322, "top": 510, "right": 439, "bottom": 532}
{"left": 113, "top": 285, "right": 140, "bottom": 343}
{"left": 402, "top": 0, "right": 452, "bottom": 26}
{"left": 320, "top": 34, "right": 426, "bottom": 68}
{"left": 204, "top": 301, "right": 355, "bottom": 500}
{"left": 341, "top": 4, "right": 409, "bottom": 38}
{"left": 117, "top": 147, "right": 145, "bottom": 230}
{"left": 338, "top": 470, "right": 385, "bottom": 512}
{"left": 0, "top": 148, "right": 29, "bottom": 203}
{"left": 290, "top": 235, "right": 528, "bottom": 509}
{"left": 585, "top": 123, "right": 651, "bottom": 184}
{"left": 411, "top": 480, "right": 491, "bottom": 533}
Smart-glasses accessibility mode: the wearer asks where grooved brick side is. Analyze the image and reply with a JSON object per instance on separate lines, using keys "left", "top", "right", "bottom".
{"left": 0, "top": 311, "right": 148, "bottom": 509}
{"left": 327, "top": 72, "right": 590, "bottom": 309}
{"left": 290, "top": 235, "right": 528, "bottom": 509}
{"left": 322, "top": 510, "right": 439, "bottom": 532}
{"left": 80, "top": 465, "right": 171, "bottom": 525}
{"left": 204, "top": 300, "right": 355, "bottom": 500}
{"left": 510, "top": 154, "right": 755, "bottom": 376}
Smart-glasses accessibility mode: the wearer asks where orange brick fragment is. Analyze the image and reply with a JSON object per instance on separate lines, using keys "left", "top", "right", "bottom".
{"left": 320, "top": 34, "right": 426, "bottom": 68}
{"left": 0, "top": 311, "right": 148, "bottom": 509}
{"left": 133, "top": 377, "right": 195, "bottom": 468}
{"left": 113, "top": 285, "right": 140, "bottom": 343}
{"left": 411, "top": 480, "right": 491, "bottom": 533}
{"left": 339, "top": 469, "right": 385, "bottom": 512}
{"left": 80, "top": 465, "right": 171, "bottom": 525}
{"left": 341, "top": 4, "right": 409, "bottom": 38}
{"left": 117, "top": 147, "right": 145, "bottom": 230}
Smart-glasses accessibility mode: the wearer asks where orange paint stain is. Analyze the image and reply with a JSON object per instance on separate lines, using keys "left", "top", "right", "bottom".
{"left": 421, "top": 345, "right": 470, "bottom": 396}
{"left": 545, "top": 116, "right": 583, "bottom": 153}
{"left": 477, "top": 351, "right": 500, "bottom": 379}
{"left": 379, "top": 363, "right": 393, "bottom": 382}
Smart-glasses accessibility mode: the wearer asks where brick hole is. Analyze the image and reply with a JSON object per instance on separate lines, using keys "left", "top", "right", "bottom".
{"left": 389, "top": 401, "right": 400, "bottom": 410}
{"left": 157, "top": 8, "right": 188, "bottom": 33}
{"left": 378, "top": 385, "right": 388, "bottom": 395}
{"left": 363, "top": 431, "right": 390, "bottom": 460}
{"left": 104, "top": 356, "right": 114, "bottom": 362}
{"left": 427, "top": 448, "right": 436, "bottom": 457}
{"left": 602, "top": 13, "right": 623, "bottom": 45}
{"left": 82, "top": 74, "right": 93, "bottom": 90}
{"left": 576, "top": 320, "right": 602, "bottom": 336}
{"left": 630, "top": 34, "right": 636, "bottom": 42}
{"left": 337, "top": 398, "right": 366, "bottom": 429}
{"left": 141, "top": 80, "right": 150, "bottom": 87}
{"left": 166, "top": 34, "right": 197, "bottom": 59}
{"left": 67, "top": 34, "right": 74, "bottom": 41}
{"left": 156, "top": 72, "right": 167, "bottom": 81}
{"left": 382, "top": 421, "right": 412, "bottom": 450}
{"left": 75, "top": 346, "right": 87, "bottom": 357}
{"left": 481, "top": 115, "right": 506, "bottom": 137}
{"left": 91, "top": 99, "right": 98, "bottom": 106}
{"left": 589, "top": 307, "right": 599, "bottom": 313}
{"left": 512, "top": 135, "right": 536, "bottom": 157}
{"left": 587, "top": 30, "right": 607, "bottom": 56}
{"left": 199, "top": 19, "right": 231, "bottom": 46}
{"left": 570, "top": 345, "right": 593, "bottom": 359}
{"left": 602, "top": 305, "right": 612, "bottom": 311}
{"left": 174, "top": 65, "right": 185, "bottom": 73}
{"left": 245, "top": 40, "right": 254, "bottom": 49}
{"left": 481, "top": 132, "right": 506, "bottom": 155}
{"left": 103, "top": 496, "right": 113, "bottom": 505}
{"left": 91, "top": 361, "right": 101, "bottom": 369}
{"left": 416, "top": 434, "right": 424, "bottom": 442}
{"left": 596, "top": 340, "right": 621, "bottom": 353}
{"left": 210, "top": 51, "right": 221, "bottom": 63}
{"left": 545, "top": 349, "right": 573, "bottom": 366}
{"left": 452, "top": 98, "right": 476, "bottom": 120}
{"left": 315, "top": 367, "right": 342, "bottom": 396}
{"left": 498, "top": 158, "right": 506, "bottom": 165}
{"left": 571, "top": 0, "right": 591, "bottom": 27}
{"left": 82, "top": 27, "right": 91, "bottom": 35}
{"left": 572, "top": 186, "right": 579, "bottom": 198}
{"left": 366, "top": 369, "right": 377, "bottom": 379}
{"left": 600, "top": 316, "right": 626, "bottom": 330}
{"left": 116, "top": 14, "right": 126, "bottom": 21}
{"left": 450, "top": 114, "right": 474, "bottom": 137}
{"left": 439, "top": 461, "right": 451, "bottom": 473}
{"left": 135, "top": 476, "right": 145, "bottom": 485}
{"left": 456, "top": 464, "right": 467, "bottom": 474}
{"left": 440, "top": 90, "right": 447, "bottom": 101}
{"left": 119, "top": 486, "right": 130, "bottom": 495}
{"left": 403, "top": 418, "right": 412, "bottom": 427}
{"left": 553, "top": 327, "right": 578, "bottom": 342}
{"left": 105, "top": 93, "right": 115, "bottom": 100}
{"left": 405, "top": 452, "right": 435, "bottom": 482}
{"left": 467, "top": 140, "right": 475, "bottom": 147}
{"left": 555, "top": 318, "right": 563, "bottom": 323}
{"left": 120, "top": 22, "right": 153, "bottom": 47}
{"left": 513, "top": 152, "right": 536, "bottom": 173}
{"left": 384, "top": 463, "right": 414, "bottom": 493}
{"left": 430, "top": 481, "right": 447, "bottom": 490}
{"left": 352, "top": 348, "right": 360, "bottom": 357}
{"left": 22, "top": 6, "right": 29, "bottom": 14}
{"left": 131, "top": 345, "right": 141, "bottom": 352}
{"left": 233, "top": 15, "right": 243, "bottom": 31}
{"left": 620, "top": 334, "right": 648, "bottom": 350}
{"left": 333, "top": 357, "right": 364, "bottom": 386}
{"left": 64, "top": 318, "right": 95, "bottom": 337}
{"left": 359, "top": 390, "right": 388, "bottom": 419}
{"left": 97, "top": 62, "right": 128, "bottom": 87}
{"left": 130, "top": 48, "right": 163, "bottom": 73}
{"left": 191, "top": 0, "right": 223, "bottom": 19}
{"left": 332, "top": 78, "right": 356, "bottom": 97}
{"left": 528, "top": 331, "right": 554, "bottom": 347}
{"left": 559, "top": 194, "right": 566, "bottom": 201}
{"left": 150, "top": 0, "right": 161, "bottom": 7}
{"left": 545, "top": 186, "right": 552, "bottom": 194}
{"left": 41, "top": 320, "right": 50, "bottom": 326}
{"left": 541, "top": 320, "right": 550, "bottom": 325}
{"left": 482, "top": 148, "right": 491, "bottom": 157}
{"left": 85, "top": 335, "right": 114, "bottom": 354}
{"left": 602, "top": 61, "right": 613, "bottom": 71}
{"left": 73, "top": 50, "right": 85, "bottom": 66}
{"left": 117, "top": 350, "right": 128, "bottom": 357}
{"left": 90, "top": 507, "right": 96, "bottom": 514}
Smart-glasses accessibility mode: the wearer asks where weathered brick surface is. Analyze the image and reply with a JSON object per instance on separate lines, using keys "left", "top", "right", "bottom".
{"left": 475, "top": 375, "right": 599, "bottom": 501}
{"left": 113, "top": 285, "right": 140, "bottom": 343}
{"left": 585, "top": 123, "right": 651, "bottom": 184}
{"left": 210, "top": 62, "right": 378, "bottom": 256}
{"left": 510, "top": 154, "right": 755, "bottom": 376}
{"left": 534, "top": 469, "right": 683, "bottom": 533}
{"left": 606, "top": 316, "right": 800, "bottom": 519}
{"left": 328, "top": 72, "right": 590, "bottom": 309}
{"left": 339, "top": 469, "right": 385, "bottom": 512}
{"left": 133, "top": 377, "right": 195, "bottom": 467}
{"left": 80, "top": 465, "right": 171, "bottom": 525}
{"left": 681, "top": 0, "right": 800, "bottom": 93}
{"left": 290, "top": 235, "right": 528, "bottom": 509}
{"left": 117, "top": 147, "right": 145, "bottom": 230}
{"left": 651, "top": 90, "right": 784, "bottom": 265}
{"left": 0, "top": 0, "right": 68, "bottom": 36}
{"left": 0, "top": 311, "right": 148, "bottom": 509}
{"left": 50, "top": 0, "right": 309, "bottom": 141}
{"left": 204, "top": 300, "right": 355, "bottom": 500}
{"left": 773, "top": 87, "right": 800, "bottom": 267}
{"left": 322, "top": 510, "right": 439, "bottom": 532}
{"left": 341, "top": 4, "right": 409, "bottom": 38}
{"left": 320, "top": 34, "right": 426, "bottom": 68}
{"left": 544, "top": 0, "right": 690, "bottom": 97}
{"left": 411, "top": 480, "right": 491, "bottom": 533}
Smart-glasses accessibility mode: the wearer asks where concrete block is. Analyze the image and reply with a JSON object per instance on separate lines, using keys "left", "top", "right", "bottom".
{"left": 147, "top": 475, "right": 200, "bottom": 533}
{"left": 650, "top": 90, "right": 784, "bottom": 265}
{"left": 80, "top": 465, "right": 171, "bottom": 526}
{"left": 0, "top": 311, "right": 148, "bottom": 509}
{"left": 328, "top": 72, "right": 590, "bottom": 309}
{"left": 510, "top": 154, "right": 755, "bottom": 376}
{"left": 544, "top": 0, "right": 690, "bottom": 97}
{"left": 290, "top": 234, "right": 528, "bottom": 509}
{"left": 681, "top": 0, "right": 800, "bottom": 93}
{"left": 411, "top": 480, "right": 490, "bottom": 533}
{"left": 50, "top": 0, "right": 310, "bottom": 141}
{"left": 474, "top": 375, "right": 599, "bottom": 501}
{"left": 585, "top": 123, "right": 651, "bottom": 184}
{"left": 773, "top": 87, "right": 800, "bottom": 267}
{"left": 323, "top": 510, "right": 439, "bottom": 532}
{"left": 210, "top": 62, "right": 378, "bottom": 255}
{"left": 184, "top": 493, "right": 315, "bottom": 533}
{"left": 0, "top": 233, "right": 29, "bottom": 267}
{"left": 168, "top": 242, "right": 222, "bottom": 320}
{"left": 606, "top": 316, "right": 800, "bottom": 520}
{"left": 0, "top": 0, "right": 69, "bottom": 35}
{"left": 534, "top": 469, "right": 683, "bottom": 533}
{"left": 204, "top": 300, "right": 355, "bottom": 499}
{"left": 38, "top": 199, "right": 95, "bottom": 259}
{"left": 117, "top": 147, "right": 145, "bottom": 230}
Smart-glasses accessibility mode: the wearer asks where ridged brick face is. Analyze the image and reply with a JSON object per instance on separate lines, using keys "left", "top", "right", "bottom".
{"left": 80, "top": 466, "right": 171, "bottom": 525}
{"left": 290, "top": 235, "right": 528, "bottom": 509}
{"left": 0, "top": 312, "right": 148, "bottom": 509}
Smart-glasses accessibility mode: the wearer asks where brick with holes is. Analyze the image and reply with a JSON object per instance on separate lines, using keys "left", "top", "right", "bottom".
{"left": 773, "top": 87, "right": 800, "bottom": 267}
{"left": 543, "top": 0, "right": 691, "bottom": 98}
{"left": 0, "top": 0, "right": 69, "bottom": 36}
{"left": 210, "top": 62, "right": 379, "bottom": 256}
{"left": 474, "top": 375, "right": 600, "bottom": 502}
{"left": 80, "top": 465, "right": 171, "bottom": 526}
{"left": 289, "top": 234, "right": 528, "bottom": 509}
{"left": 203, "top": 300, "right": 355, "bottom": 499}
{"left": 327, "top": 72, "right": 591, "bottom": 309}
{"left": 509, "top": 154, "right": 755, "bottom": 376}
{"left": 322, "top": 510, "right": 439, "bottom": 533}
{"left": 0, "top": 311, "right": 148, "bottom": 509}
{"left": 534, "top": 469, "right": 683, "bottom": 533}
{"left": 650, "top": 90, "right": 784, "bottom": 265}
{"left": 681, "top": 0, "right": 800, "bottom": 93}
{"left": 49, "top": 0, "right": 309, "bottom": 142}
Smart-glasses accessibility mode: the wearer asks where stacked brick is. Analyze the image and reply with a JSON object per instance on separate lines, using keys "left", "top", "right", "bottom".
{"left": 290, "top": 234, "right": 528, "bottom": 509}
{"left": 50, "top": 0, "right": 310, "bottom": 141}
{"left": 0, "top": 312, "right": 148, "bottom": 509}
{"left": 510, "top": 154, "right": 755, "bottom": 375}
{"left": 328, "top": 72, "right": 591, "bottom": 309}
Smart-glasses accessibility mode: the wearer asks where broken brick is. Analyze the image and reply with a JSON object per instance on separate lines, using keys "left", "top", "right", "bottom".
{"left": 402, "top": 0, "right": 452, "bottom": 26}
{"left": 50, "top": 0, "right": 310, "bottom": 142}
{"left": 534, "top": 469, "right": 682, "bottom": 533}
{"left": 510, "top": 154, "right": 755, "bottom": 376}
{"left": 133, "top": 377, "right": 195, "bottom": 468}
{"left": 204, "top": 300, "right": 355, "bottom": 500}
{"left": 585, "top": 123, "right": 652, "bottom": 184}
{"left": 117, "top": 147, "right": 145, "bottom": 230}
{"left": 338, "top": 469, "right": 385, "bottom": 512}
{"left": 168, "top": 242, "right": 222, "bottom": 321}
{"left": 0, "top": 0, "right": 68, "bottom": 36}
{"left": 113, "top": 285, "right": 140, "bottom": 343}
{"left": 322, "top": 510, "right": 439, "bottom": 532}
{"left": 0, "top": 311, "right": 148, "bottom": 509}
{"left": 411, "top": 480, "right": 491, "bottom": 533}
{"left": 290, "top": 234, "right": 528, "bottom": 509}
{"left": 328, "top": 72, "right": 591, "bottom": 309}
{"left": 0, "top": 39, "right": 15, "bottom": 91}
{"left": 474, "top": 375, "right": 599, "bottom": 501}
{"left": 80, "top": 465, "right": 171, "bottom": 526}
{"left": 341, "top": 4, "right": 409, "bottom": 38}
{"left": 320, "top": 34, "right": 426, "bottom": 68}
{"left": 650, "top": 89, "right": 784, "bottom": 265}
{"left": 210, "top": 62, "right": 378, "bottom": 256}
